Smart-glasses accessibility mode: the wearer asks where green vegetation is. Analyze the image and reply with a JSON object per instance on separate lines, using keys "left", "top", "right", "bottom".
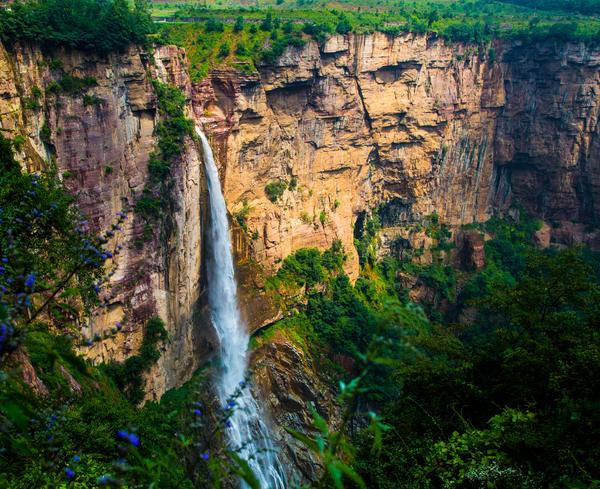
{"left": 134, "top": 80, "right": 193, "bottom": 239}
{"left": 233, "top": 199, "right": 251, "bottom": 231}
{"left": 264, "top": 179, "right": 287, "bottom": 203}
{"left": 103, "top": 317, "right": 168, "bottom": 404}
{"left": 23, "top": 86, "right": 42, "bottom": 110}
{"left": 158, "top": 15, "right": 306, "bottom": 80}
{"left": 53, "top": 75, "right": 97, "bottom": 95}
{"left": 0, "top": 133, "right": 103, "bottom": 349}
{"left": 319, "top": 210, "right": 327, "bottom": 226}
{"left": 501, "top": 0, "right": 600, "bottom": 14}
{"left": 0, "top": 0, "right": 153, "bottom": 54}
{"left": 1, "top": 323, "right": 204, "bottom": 487}
{"left": 353, "top": 242, "right": 600, "bottom": 488}
{"left": 0, "top": 133, "right": 182, "bottom": 486}
{"left": 155, "top": 0, "right": 600, "bottom": 81}
{"left": 0, "top": 132, "right": 277, "bottom": 489}
{"left": 39, "top": 122, "right": 52, "bottom": 144}
{"left": 354, "top": 212, "right": 381, "bottom": 267}
{"left": 263, "top": 207, "right": 600, "bottom": 488}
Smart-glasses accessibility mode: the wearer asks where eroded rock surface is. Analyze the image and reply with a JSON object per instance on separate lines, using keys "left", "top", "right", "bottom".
{"left": 196, "top": 33, "right": 600, "bottom": 279}
{"left": 3, "top": 32, "right": 600, "bottom": 408}
{"left": 251, "top": 330, "right": 340, "bottom": 482}
{"left": 0, "top": 42, "right": 209, "bottom": 400}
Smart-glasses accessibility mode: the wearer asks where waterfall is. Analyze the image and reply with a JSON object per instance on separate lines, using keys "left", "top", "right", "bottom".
{"left": 197, "top": 127, "right": 287, "bottom": 489}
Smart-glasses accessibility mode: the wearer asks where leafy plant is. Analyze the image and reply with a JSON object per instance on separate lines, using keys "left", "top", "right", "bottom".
{"left": 134, "top": 80, "right": 192, "bottom": 235}
{"left": 103, "top": 317, "right": 168, "bottom": 404}
{"left": 264, "top": 180, "right": 287, "bottom": 203}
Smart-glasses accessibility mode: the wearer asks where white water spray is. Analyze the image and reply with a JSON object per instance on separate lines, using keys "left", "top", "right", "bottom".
{"left": 197, "top": 127, "right": 286, "bottom": 489}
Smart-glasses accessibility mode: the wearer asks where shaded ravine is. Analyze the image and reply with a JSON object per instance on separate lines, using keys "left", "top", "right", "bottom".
{"left": 197, "top": 127, "right": 287, "bottom": 488}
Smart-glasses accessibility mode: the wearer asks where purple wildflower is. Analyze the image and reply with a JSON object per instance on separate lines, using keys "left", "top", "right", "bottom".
{"left": 127, "top": 433, "right": 140, "bottom": 447}
{"left": 201, "top": 453, "right": 209, "bottom": 461}
{"left": 117, "top": 430, "right": 140, "bottom": 447}
{"left": 24, "top": 273, "right": 35, "bottom": 290}
{"left": 97, "top": 475, "right": 111, "bottom": 485}
{"left": 65, "top": 467, "right": 75, "bottom": 479}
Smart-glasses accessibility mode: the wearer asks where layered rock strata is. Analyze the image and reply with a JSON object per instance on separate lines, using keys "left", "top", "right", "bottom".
{"left": 195, "top": 33, "right": 600, "bottom": 280}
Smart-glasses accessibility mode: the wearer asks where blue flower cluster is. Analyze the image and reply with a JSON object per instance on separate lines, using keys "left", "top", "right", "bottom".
{"left": 64, "top": 454, "right": 82, "bottom": 480}
{"left": 117, "top": 430, "right": 140, "bottom": 447}
{"left": 0, "top": 321, "right": 15, "bottom": 356}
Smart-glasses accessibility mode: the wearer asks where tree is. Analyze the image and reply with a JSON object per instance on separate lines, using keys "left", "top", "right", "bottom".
{"left": 336, "top": 16, "right": 352, "bottom": 34}
{"left": 233, "top": 15, "right": 244, "bottom": 32}
{"left": 0, "top": 0, "right": 153, "bottom": 53}
{"left": 261, "top": 11, "right": 273, "bottom": 31}
{"left": 218, "top": 42, "right": 230, "bottom": 59}
{"left": 205, "top": 17, "right": 224, "bottom": 33}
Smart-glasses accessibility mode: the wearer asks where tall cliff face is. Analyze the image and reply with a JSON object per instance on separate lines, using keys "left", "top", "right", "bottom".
{"left": 0, "top": 42, "right": 209, "bottom": 400}
{"left": 195, "top": 33, "right": 600, "bottom": 282}
{"left": 2, "top": 31, "right": 599, "bottom": 407}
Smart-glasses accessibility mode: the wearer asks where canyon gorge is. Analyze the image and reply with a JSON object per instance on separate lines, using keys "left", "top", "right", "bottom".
{"left": 2, "top": 30, "right": 600, "bottom": 482}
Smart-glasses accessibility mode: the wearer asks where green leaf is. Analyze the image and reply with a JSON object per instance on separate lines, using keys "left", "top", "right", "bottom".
{"left": 372, "top": 356, "right": 398, "bottom": 367}
{"left": 309, "top": 403, "right": 329, "bottom": 435}
{"left": 334, "top": 461, "right": 367, "bottom": 489}
{"left": 327, "top": 462, "right": 344, "bottom": 489}
{"left": 285, "top": 427, "right": 321, "bottom": 453}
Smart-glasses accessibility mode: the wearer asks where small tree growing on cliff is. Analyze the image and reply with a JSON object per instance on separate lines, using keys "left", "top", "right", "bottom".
{"left": 218, "top": 42, "right": 230, "bottom": 59}
{"left": 265, "top": 180, "right": 287, "bottom": 203}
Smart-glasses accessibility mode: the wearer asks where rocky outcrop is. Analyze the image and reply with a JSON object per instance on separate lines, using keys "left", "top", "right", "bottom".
{"left": 251, "top": 330, "right": 340, "bottom": 482}
{"left": 0, "top": 42, "right": 209, "bottom": 400}
{"left": 456, "top": 230, "right": 486, "bottom": 270}
{"left": 195, "top": 33, "right": 600, "bottom": 279}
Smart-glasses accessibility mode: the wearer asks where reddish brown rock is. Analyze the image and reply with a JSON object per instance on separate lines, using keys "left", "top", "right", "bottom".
{"left": 457, "top": 230, "right": 486, "bottom": 270}
{"left": 9, "top": 348, "right": 49, "bottom": 397}
{"left": 534, "top": 222, "right": 552, "bottom": 249}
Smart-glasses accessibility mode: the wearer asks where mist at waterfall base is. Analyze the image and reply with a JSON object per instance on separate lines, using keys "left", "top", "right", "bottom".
{"left": 197, "top": 127, "right": 287, "bottom": 489}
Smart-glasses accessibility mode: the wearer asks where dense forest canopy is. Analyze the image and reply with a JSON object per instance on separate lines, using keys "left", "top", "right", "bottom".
{"left": 0, "top": 0, "right": 599, "bottom": 61}
{"left": 498, "top": 0, "right": 600, "bottom": 14}
{"left": 0, "top": 0, "right": 153, "bottom": 53}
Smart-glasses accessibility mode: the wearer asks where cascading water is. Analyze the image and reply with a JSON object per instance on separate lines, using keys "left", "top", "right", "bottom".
{"left": 197, "top": 127, "right": 287, "bottom": 489}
